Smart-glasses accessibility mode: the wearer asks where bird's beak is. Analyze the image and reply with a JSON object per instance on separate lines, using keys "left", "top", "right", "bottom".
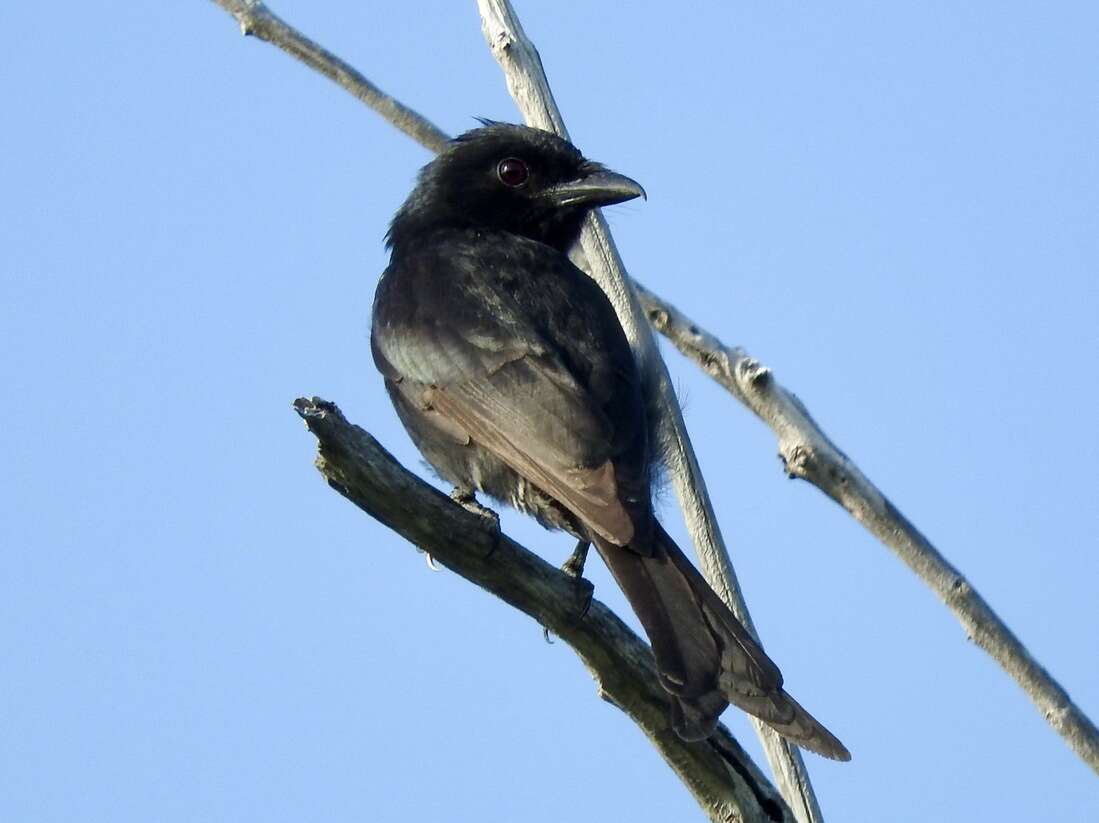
{"left": 545, "top": 169, "right": 646, "bottom": 209}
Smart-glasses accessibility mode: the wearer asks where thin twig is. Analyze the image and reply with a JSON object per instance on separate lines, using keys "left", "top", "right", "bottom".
{"left": 636, "top": 285, "right": 1099, "bottom": 778}
{"left": 475, "top": 2, "right": 826, "bottom": 819}
{"left": 293, "top": 397, "right": 795, "bottom": 823}
{"left": 209, "top": 0, "right": 449, "bottom": 153}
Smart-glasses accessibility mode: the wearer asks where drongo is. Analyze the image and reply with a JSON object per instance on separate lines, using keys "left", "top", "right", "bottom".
{"left": 371, "top": 123, "right": 848, "bottom": 760}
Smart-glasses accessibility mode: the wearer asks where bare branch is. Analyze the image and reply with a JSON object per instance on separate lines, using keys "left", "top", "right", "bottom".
{"left": 475, "top": 2, "right": 826, "bottom": 819}
{"left": 637, "top": 284, "right": 1099, "bottom": 778}
{"left": 208, "top": 0, "right": 449, "bottom": 153}
{"left": 293, "top": 397, "right": 795, "bottom": 823}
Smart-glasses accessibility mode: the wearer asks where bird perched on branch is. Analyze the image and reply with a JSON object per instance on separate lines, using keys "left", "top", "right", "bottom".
{"left": 371, "top": 122, "right": 849, "bottom": 760}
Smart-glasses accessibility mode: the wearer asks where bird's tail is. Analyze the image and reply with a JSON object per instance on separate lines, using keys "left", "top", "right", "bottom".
{"left": 594, "top": 523, "right": 850, "bottom": 760}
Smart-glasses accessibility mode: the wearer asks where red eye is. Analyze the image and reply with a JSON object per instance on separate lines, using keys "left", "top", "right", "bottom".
{"left": 496, "top": 157, "right": 529, "bottom": 187}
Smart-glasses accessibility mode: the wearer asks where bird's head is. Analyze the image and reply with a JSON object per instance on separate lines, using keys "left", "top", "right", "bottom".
{"left": 387, "top": 122, "right": 645, "bottom": 252}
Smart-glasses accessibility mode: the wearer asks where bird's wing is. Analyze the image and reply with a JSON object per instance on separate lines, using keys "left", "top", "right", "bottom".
{"left": 372, "top": 253, "right": 639, "bottom": 546}
{"left": 427, "top": 355, "right": 635, "bottom": 545}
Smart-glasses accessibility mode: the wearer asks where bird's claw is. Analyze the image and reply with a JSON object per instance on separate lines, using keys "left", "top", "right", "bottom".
{"left": 415, "top": 548, "right": 443, "bottom": 571}
{"left": 559, "top": 540, "right": 594, "bottom": 620}
{"left": 450, "top": 486, "right": 500, "bottom": 530}
{"left": 561, "top": 540, "right": 590, "bottom": 579}
{"left": 572, "top": 577, "right": 594, "bottom": 621}
{"left": 541, "top": 576, "right": 592, "bottom": 646}
{"left": 450, "top": 486, "right": 501, "bottom": 558}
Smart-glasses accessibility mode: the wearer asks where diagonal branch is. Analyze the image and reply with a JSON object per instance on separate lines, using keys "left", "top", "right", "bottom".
{"left": 293, "top": 397, "right": 795, "bottom": 823}
{"left": 475, "top": 3, "right": 826, "bottom": 820}
{"left": 636, "top": 285, "right": 1099, "bottom": 778}
{"left": 206, "top": 0, "right": 1099, "bottom": 785}
{"left": 209, "top": 0, "right": 449, "bottom": 153}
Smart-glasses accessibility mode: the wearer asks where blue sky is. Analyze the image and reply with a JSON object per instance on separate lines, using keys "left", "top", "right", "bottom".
{"left": 3, "top": 2, "right": 1097, "bottom": 820}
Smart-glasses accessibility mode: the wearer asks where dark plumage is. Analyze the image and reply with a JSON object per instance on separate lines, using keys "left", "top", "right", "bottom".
{"left": 371, "top": 123, "right": 849, "bottom": 760}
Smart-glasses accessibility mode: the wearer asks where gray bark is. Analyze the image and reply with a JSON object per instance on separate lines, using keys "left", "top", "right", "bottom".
{"left": 637, "top": 285, "right": 1099, "bottom": 777}
{"left": 294, "top": 398, "right": 796, "bottom": 823}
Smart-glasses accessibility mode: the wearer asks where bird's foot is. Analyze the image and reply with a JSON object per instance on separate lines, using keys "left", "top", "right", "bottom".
{"left": 541, "top": 542, "right": 594, "bottom": 643}
{"left": 541, "top": 540, "right": 595, "bottom": 643}
{"left": 561, "top": 540, "right": 590, "bottom": 579}
{"left": 450, "top": 486, "right": 500, "bottom": 558}
{"left": 562, "top": 540, "right": 594, "bottom": 620}
{"left": 572, "top": 577, "right": 594, "bottom": 621}
{"left": 450, "top": 485, "right": 500, "bottom": 529}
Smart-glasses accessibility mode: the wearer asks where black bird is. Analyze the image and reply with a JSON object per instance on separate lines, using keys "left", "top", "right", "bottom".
{"left": 371, "top": 123, "right": 849, "bottom": 760}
